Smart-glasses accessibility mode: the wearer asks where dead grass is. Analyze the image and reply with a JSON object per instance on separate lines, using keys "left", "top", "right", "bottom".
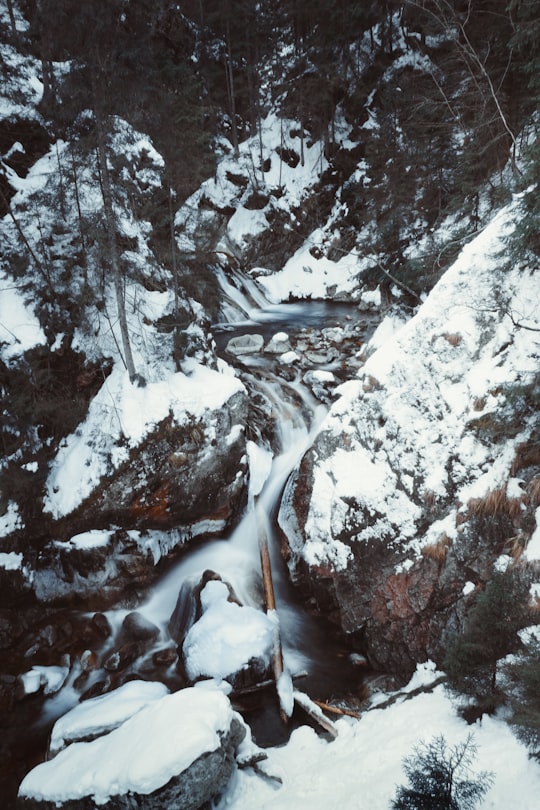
{"left": 473, "top": 396, "right": 486, "bottom": 411}
{"left": 508, "top": 533, "right": 527, "bottom": 561}
{"left": 467, "top": 484, "right": 525, "bottom": 520}
{"left": 526, "top": 476, "right": 540, "bottom": 508}
{"left": 423, "top": 489, "right": 437, "bottom": 508}
{"left": 363, "top": 375, "right": 381, "bottom": 393}
{"left": 511, "top": 440, "right": 540, "bottom": 475}
{"left": 421, "top": 533, "right": 452, "bottom": 562}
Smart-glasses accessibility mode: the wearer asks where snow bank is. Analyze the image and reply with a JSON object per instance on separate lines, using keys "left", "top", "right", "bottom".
{"left": 254, "top": 233, "right": 369, "bottom": 303}
{"left": 219, "top": 665, "right": 540, "bottom": 810}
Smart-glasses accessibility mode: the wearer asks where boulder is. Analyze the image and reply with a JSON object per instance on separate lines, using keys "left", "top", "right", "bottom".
{"left": 120, "top": 612, "right": 160, "bottom": 643}
{"left": 18, "top": 687, "right": 245, "bottom": 810}
{"left": 226, "top": 333, "right": 264, "bottom": 355}
{"left": 264, "top": 332, "right": 291, "bottom": 354}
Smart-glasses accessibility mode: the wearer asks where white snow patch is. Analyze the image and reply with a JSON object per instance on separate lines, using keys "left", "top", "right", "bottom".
{"left": 0, "top": 551, "right": 23, "bottom": 570}
{"left": 524, "top": 508, "right": 540, "bottom": 561}
{"left": 0, "top": 277, "right": 46, "bottom": 358}
{"left": 218, "top": 667, "right": 540, "bottom": 809}
{"left": 49, "top": 681, "right": 170, "bottom": 758}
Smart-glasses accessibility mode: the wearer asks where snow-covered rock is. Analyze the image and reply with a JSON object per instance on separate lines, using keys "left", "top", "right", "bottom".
{"left": 280, "top": 203, "right": 540, "bottom": 675}
{"left": 182, "top": 580, "right": 276, "bottom": 690}
{"left": 18, "top": 686, "right": 245, "bottom": 810}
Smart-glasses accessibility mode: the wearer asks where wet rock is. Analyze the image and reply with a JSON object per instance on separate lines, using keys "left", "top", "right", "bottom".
{"left": 80, "top": 650, "right": 98, "bottom": 672}
{"left": 304, "top": 347, "right": 338, "bottom": 364}
{"left": 152, "top": 647, "right": 178, "bottom": 667}
{"left": 265, "top": 332, "right": 291, "bottom": 354}
{"left": 303, "top": 369, "right": 336, "bottom": 403}
{"left": 91, "top": 613, "right": 112, "bottom": 640}
{"left": 120, "top": 612, "right": 160, "bottom": 643}
{"left": 226, "top": 333, "right": 264, "bottom": 355}
{"left": 80, "top": 678, "right": 112, "bottom": 702}
{"left": 0, "top": 674, "right": 17, "bottom": 712}
{"left": 18, "top": 689, "right": 246, "bottom": 810}
{"left": 103, "top": 641, "right": 142, "bottom": 673}
{"left": 0, "top": 608, "right": 30, "bottom": 649}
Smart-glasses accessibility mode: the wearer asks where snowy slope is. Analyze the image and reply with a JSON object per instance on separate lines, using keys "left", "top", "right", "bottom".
{"left": 282, "top": 201, "right": 539, "bottom": 572}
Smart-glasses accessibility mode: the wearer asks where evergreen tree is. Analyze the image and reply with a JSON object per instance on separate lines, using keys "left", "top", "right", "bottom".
{"left": 392, "top": 735, "right": 493, "bottom": 810}
{"left": 443, "top": 570, "right": 531, "bottom": 701}
{"left": 504, "top": 635, "right": 540, "bottom": 755}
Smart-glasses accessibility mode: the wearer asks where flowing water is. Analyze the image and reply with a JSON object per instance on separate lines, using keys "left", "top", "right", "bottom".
{"left": 133, "top": 278, "right": 372, "bottom": 743}
{"left": 21, "top": 281, "right": 372, "bottom": 780}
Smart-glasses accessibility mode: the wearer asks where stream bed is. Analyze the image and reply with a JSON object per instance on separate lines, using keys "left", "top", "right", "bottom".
{"left": 3, "top": 295, "right": 378, "bottom": 806}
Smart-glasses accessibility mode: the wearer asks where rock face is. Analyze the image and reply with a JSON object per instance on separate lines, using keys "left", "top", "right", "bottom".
{"left": 1, "top": 389, "right": 249, "bottom": 617}
{"left": 65, "top": 389, "right": 249, "bottom": 533}
{"left": 279, "top": 212, "right": 540, "bottom": 679}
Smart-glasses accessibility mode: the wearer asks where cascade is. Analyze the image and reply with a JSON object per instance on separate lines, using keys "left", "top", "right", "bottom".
{"left": 27, "top": 281, "right": 372, "bottom": 762}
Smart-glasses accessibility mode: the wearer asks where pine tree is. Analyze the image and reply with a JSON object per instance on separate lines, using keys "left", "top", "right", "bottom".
{"left": 443, "top": 570, "right": 531, "bottom": 701}
{"left": 392, "top": 735, "right": 494, "bottom": 810}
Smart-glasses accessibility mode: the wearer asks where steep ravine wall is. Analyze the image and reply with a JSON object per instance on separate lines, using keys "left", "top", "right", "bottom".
{"left": 279, "top": 205, "right": 540, "bottom": 678}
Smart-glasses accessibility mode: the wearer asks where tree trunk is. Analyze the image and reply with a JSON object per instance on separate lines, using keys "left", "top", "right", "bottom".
{"left": 6, "top": 0, "right": 16, "bottom": 36}
{"left": 92, "top": 79, "right": 138, "bottom": 383}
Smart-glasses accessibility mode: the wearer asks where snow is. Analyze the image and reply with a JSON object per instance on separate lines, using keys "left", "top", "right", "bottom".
{"left": 0, "top": 501, "right": 22, "bottom": 537}
{"left": 288, "top": 201, "right": 540, "bottom": 568}
{"left": 524, "top": 508, "right": 540, "bottom": 561}
{"left": 2, "top": 30, "right": 539, "bottom": 810}
{"left": 0, "top": 275, "right": 46, "bottom": 358}
{"left": 44, "top": 362, "right": 245, "bottom": 518}
{"left": 255, "top": 238, "right": 368, "bottom": 303}
{"left": 48, "top": 681, "right": 170, "bottom": 757}
{"left": 183, "top": 581, "right": 276, "bottom": 682}
{"left": 59, "top": 529, "right": 113, "bottom": 550}
{"left": 20, "top": 665, "right": 69, "bottom": 697}
{"left": 0, "top": 551, "right": 23, "bottom": 570}
{"left": 218, "top": 665, "right": 540, "bottom": 810}
{"left": 19, "top": 687, "right": 234, "bottom": 805}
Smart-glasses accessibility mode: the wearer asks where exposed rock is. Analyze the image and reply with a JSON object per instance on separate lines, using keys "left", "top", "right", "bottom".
{"left": 152, "top": 648, "right": 178, "bottom": 667}
{"left": 91, "top": 613, "right": 112, "bottom": 640}
{"left": 264, "top": 332, "right": 291, "bottom": 354}
{"left": 103, "top": 642, "right": 143, "bottom": 673}
{"left": 226, "top": 333, "right": 264, "bottom": 355}
{"left": 74, "top": 391, "right": 249, "bottom": 532}
{"left": 120, "top": 612, "right": 160, "bottom": 644}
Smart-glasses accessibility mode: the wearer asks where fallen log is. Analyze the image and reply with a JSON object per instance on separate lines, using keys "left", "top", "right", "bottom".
{"left": 258, "top": 518, "right": 292, "bottom": 722}
{"left": 312, "top": 699, "right": 362, "bottom": 720}
{"left": 293, "top": 689, "right": 339, "bottom": 738}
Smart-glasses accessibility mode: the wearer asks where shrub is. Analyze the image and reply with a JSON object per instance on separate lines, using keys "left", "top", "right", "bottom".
{"left": 391, "top": 734, "right": 493, "bottom": 810}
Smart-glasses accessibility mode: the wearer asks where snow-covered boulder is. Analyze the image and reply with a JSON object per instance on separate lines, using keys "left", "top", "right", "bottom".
{"left": 18, "top": 686, "right": 245, "bottom": 810}
{"left": 279, "top": 204, "right": 540, "bottom": 676}
{"left": 182, "top": 579, "right": 276, "bottom": 691}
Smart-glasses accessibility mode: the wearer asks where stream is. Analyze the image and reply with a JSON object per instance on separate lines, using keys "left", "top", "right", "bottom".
{"left": 132, "top": 276, "right": 375, "bottom": 744}
{"left": 5, "top": 281, "right": 377, "bottom": 807}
